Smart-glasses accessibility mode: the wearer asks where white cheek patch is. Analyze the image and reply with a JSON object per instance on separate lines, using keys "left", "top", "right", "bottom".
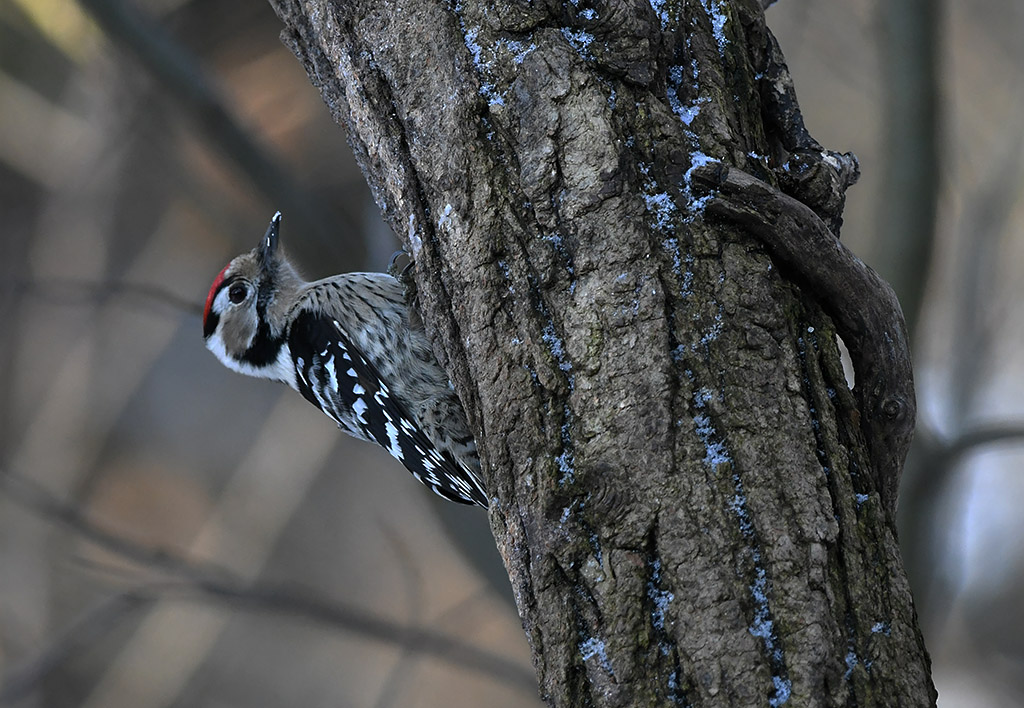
{"left": 206, "top": 334, "right": 295, "bottom": 384}
{"left": 213, "top": 287, "right": 238, "bottom": 319}
{"left": 206, "top": 307, "right": 294, "bottom": 385}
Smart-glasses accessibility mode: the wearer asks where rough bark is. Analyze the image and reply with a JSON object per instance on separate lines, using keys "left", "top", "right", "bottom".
{"left": 266, "top": 0, "right": 935, "bottom": 705}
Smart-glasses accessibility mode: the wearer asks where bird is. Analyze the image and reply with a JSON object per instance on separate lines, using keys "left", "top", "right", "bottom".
{"left": 202, "top": 212, "right": 487, "bottom": 507}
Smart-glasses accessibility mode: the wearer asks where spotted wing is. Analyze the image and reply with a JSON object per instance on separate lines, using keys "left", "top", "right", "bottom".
{"left": 288, "top": 310, "right": 487, "bottom": 506}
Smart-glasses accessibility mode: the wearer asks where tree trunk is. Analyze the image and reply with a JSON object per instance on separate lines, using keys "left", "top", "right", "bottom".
{"left": 267, "top": 0, "right": 935, "bottom": 705}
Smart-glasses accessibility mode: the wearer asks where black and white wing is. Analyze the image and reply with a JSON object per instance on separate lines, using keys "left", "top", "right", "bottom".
{"left": 287, "top": 309, "right": 487, "bottom": 507}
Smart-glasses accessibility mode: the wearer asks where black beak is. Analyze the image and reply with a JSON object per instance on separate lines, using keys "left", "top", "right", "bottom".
{"left": 258, "top": 211, "right": 281, "bottom": 265}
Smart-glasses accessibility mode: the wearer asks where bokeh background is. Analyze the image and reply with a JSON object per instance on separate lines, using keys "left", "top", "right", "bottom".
{"left": 0, "top": 0, "right": 1021, "bottom": 706}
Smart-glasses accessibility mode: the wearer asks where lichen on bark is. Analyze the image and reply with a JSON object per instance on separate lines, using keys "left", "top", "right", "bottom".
{"left": 268, "top": 0, "right": 935, "bottom": 705}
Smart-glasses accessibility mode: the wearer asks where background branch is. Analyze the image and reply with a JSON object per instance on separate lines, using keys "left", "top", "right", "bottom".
{"left": 0, "top": 591, "right": 152, "bottom": 705}
{"left": 0, "top": 471, "right": 536, "bottom": 695}
{"left": 13, "top": 278, "right": 203, "bottom": 317}
{"left": 875, "top": 0, "right": 941, "bottom": 336}
{"left": 74, "top": 0, "right": 353, "bottom": 258}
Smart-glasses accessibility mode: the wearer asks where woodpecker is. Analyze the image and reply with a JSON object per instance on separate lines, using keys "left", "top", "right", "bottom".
{"left": 202, "top": 212, "right": 487, "bottom": 507}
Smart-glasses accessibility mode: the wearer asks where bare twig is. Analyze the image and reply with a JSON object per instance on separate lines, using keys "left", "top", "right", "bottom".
{"left": 176, "top": 579, "right": 534, "bottom": 690}
{"left": 0, "top": 471, "right": 536, "bottom": 693}
{"left": 0, "top": 591, "right": 152, "bottom": 704}
{"left": 942, "top": 423, "right": 1024, "bottom": 462}
{"left": 691, "top": 164, "right": 916, "bottom": 513}
{"left": 0, "top": 472, "right": 212, "bottom": 581}
{"left": 898, "top": 421, "right": 1024, "bottom": 631}
{"left": 372, "top": 586, "right": 492, "bottom": 708}
{"left": 73, "top": 0, "right": 354, "bottom": 259}
{"left": 13, "top": 278, "right": 203, "bottom": 317}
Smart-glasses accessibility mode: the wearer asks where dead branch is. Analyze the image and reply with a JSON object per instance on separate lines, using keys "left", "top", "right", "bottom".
{"left": 691, "top": 163, "right": 916, "bottom": 513}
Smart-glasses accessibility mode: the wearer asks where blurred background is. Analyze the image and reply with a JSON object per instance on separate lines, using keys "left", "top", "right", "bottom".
{"left": 0, "top": 0, "right": 1020, "bottom": 706}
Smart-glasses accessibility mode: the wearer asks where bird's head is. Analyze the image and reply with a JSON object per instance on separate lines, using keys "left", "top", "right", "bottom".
{"left": 203, "top": 212, "right": 301, "bottom": 368}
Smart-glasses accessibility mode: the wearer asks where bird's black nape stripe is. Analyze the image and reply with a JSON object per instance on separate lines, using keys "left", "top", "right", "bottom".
{"left": 256, "top": 274, "right": 276, "bottom": 322}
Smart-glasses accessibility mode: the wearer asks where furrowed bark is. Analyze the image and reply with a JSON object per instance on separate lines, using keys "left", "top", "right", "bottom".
{"left": 267, "top": 0, "right": 935, "bottom": 705}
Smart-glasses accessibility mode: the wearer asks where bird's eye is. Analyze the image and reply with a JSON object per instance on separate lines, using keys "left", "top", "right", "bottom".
{"left": 228, "top": 284, "right": 248, "bottom": 304}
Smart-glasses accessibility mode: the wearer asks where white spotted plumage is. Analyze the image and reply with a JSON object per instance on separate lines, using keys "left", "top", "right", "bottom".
{"left": 202, "top": 213, "right": 487, "bottom": 507}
